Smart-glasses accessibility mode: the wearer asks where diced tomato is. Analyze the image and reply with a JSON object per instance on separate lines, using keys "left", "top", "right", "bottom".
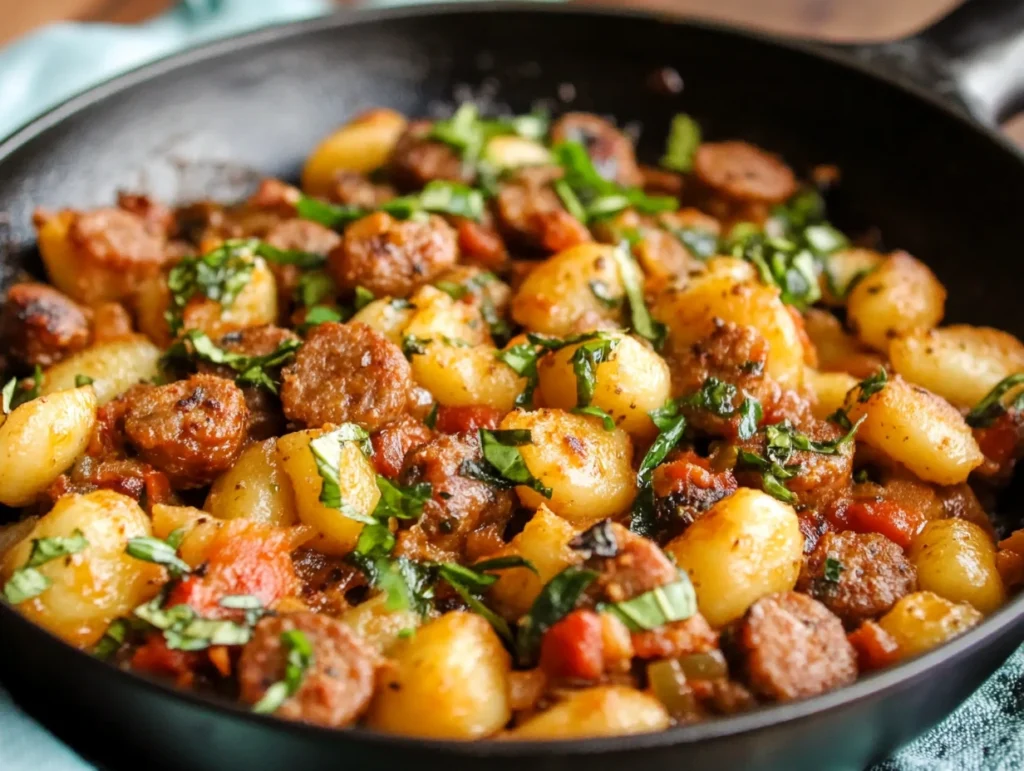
{"left": 975, "top": 413, "right": 1020, "bottom": 466}
{"left": 652, "top": 451, "right": 735, "bottom": 499}
{"left": 435, "top": 405, "right": 504, "bottom": 435}
{"left": 847, "top": 621, "right": 900, "bottom": 672}
{"left": 131, "top": 634, "right": 197, "bottom": 686}
{"left": 996, "top": 549, "right": 1024, "bottom": 589}
{"left": 539, "top": 210, "right": 592, "bottom": 253}
{"left": 833, "top": 498, "right": 926, "bottom": 549}
{"left": 166, "top": 520, "right": 298, "bottom": 617}
{"left": 539, "top": 609, "right": 604, "bottom": 681}
{"left": 457, "top": 221, "right": 508, "bottom": 270}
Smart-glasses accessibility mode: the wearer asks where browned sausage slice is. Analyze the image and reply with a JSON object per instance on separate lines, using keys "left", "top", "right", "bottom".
{"left": 122, "top": 374, "right": 249, "bottom": 488}
{"left": 239, "top": 612, "right": 377, "bottom": 728}
{"left": 797, "top": 531, "right": 917, "bottom": 628}
{"left": 737, "top": 591, "right": 857, "bottom": 701}
{"left": 0, "top": 282, "right": 90, "bottom": 366}
{"left": 693, "top": 141, "right": 797, "bottom": 203}
{"left": 388, "top": 120, "right": 469, "bottom": 190}
{"left": 550, "top": 112, "right": 642, "bottom": 187}
{"left": 280, "top": 321, "right": 412, "bottom": 431}
{"left": 328, "top": 211, "right": 457, "bottom": 299}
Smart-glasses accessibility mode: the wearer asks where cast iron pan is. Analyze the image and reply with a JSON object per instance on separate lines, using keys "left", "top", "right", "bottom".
{"left": 2, "top": 2, "right": 1024, "bottom": 769}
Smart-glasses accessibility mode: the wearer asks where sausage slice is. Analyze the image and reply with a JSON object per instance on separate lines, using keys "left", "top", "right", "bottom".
{"left": 797, "top": 531, "right": 916, "bottom": 628}
{"left": 736, "top": 591, "right": 857, "bottom": 701}
{"left": 693, "top": 141, "right": 797, "bottom": 204}
{"left": 239, "top": 612, "right": 377, "bottom": 727}
{"left": 280, "top": 321, "right": 412, "bottom": 431}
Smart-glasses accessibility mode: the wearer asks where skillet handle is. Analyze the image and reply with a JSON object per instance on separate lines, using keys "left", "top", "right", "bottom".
{"left": 835, "top": 0, "right": 1024, "bottom": 125}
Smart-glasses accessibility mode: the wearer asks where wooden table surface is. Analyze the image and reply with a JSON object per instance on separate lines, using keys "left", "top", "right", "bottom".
{"left": 1, "top": 0, "right": 1022, "bottom": 141}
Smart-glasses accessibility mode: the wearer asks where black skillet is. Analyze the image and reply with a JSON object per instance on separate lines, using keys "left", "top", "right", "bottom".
{"left": 2, "top": 2, "right": 1024, "bottom": 769}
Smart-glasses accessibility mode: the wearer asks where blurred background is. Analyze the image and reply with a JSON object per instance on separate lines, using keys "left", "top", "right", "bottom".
{"left": 0, "top": 0, "right": 1022, "bottom": 142}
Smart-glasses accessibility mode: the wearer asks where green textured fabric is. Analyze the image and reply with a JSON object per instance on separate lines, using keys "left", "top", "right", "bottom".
{"left": 0, "top": 2, "right": 1022, "bottom": 770}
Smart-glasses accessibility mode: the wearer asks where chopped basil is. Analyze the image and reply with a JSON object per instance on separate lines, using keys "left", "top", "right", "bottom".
{"left": 736, "top": 449, "right": 799, "bottom": 504}
{"left": 435, "top": 281, "right": 469, "bottom": 301}
{"left": 126, "top": 536, "right": 191, "bottom": 577}
{"left": 553, "top": 141, "right": 678, "bottom": 222}
{"left": 736, "top": 398, "right": 763, "bottom": 441}
{"left": 600, "top": 573, "right": 697, "bottom": 631}
{"left": 764, "top": 418, "right": 863, "bottom": 465}
{"left": 823, "top": 556, "right": 844, "bottom": 584}
{"left": 665, "top": 225, "right": 720, "bottom": 260}
{"left": 417, "top": 181, "right": 485, "bottom": 221}
{"left": 93, "top": 618, "right": 130, "bottom": 659}
{"left": 495, "top": 342, "right": 541, "bottom": 409}
{"left": 74, "top": 374, "right": 95, "bottom": 388}
{"left": 129, "top": 594, "right": 255, "bottom": 651}
{"left": 572, "top": 405, "right": 616, "bottom": 431}
{"left": 1, "top": 366, "right": 42, "bottom": 415}
{"left": 429, "top": 104, "right": 549, "bottom": 174}
{"left": 515, "top": 566, "right": 599, "bottom": 667}
{"left": 300, "top": 305, "right": 345, "bottom": 331}
{"left": 353, "top": 285, "right": 375, "bottom": 311}
{"left": 296, "top": 272, "right": 336, "bottom": 308}
{"left": 853, "top": 468, "right": 871, "bottom": 484}
{"left": 631, "top": 399, "right": 688, "bottom": 535}
{"left": 253, "top": 242, "right": 326, "bottom": 270}
{"left": 373, "top": 477, "right": 432, "bottom": 521}
{"left": 570, "top": 334, "right": 620, "bottom": 407}
{"left": 163, "top": 329, "right": 301, "bottom": 394}
{"left": 610, "top": 243, "right": 666, "bottom": 348}
{"left": 309, "top": 424, "right": 375, "bottom": 524}
{"left": 855, "top": 368, "right": 888, "bottom": 401}
{"left": 588, "top": 280, "right": 623, "bottom": 310}
{"left": 554, "top": 178, "right": 587, "bottom": 221}
{"left": 724, "top": 189, "right": 849, "bottom": 309}
{"left": 660, "top": 114, "right": 701, "bottom": 173}
{"left": 166, "top": 240, "right": 257, "bottom": 334}
{"left": 569, "top": 520, "right": 619, "bottom": 559}
{"left": 638, "top": 401, "right": 688, "bottom": 483}
{"left": 469, "top": 555, "right": 538, "bottom": 575}
{"left": 424, "top": 402, "right": 439, "bottom": 429}
{"left": 683, "top": 377, "right": 739, "bottom": 417}
{"left": 966, "top": 373, "right": 1024, "bottom": 428}
{"left": 296, "top": 196, "right": 365, "bottom": 229}
{"left": 252, "top": 629, "right": 316, "bottom": 714}
{"left": 461, "top": 429, "right": 552, "bottom": 498}
{"left": 3, "top": 530, "right": 89, "bottom": 604}
{"left": 401, "top": 335, "right": 431, "bottom": 359}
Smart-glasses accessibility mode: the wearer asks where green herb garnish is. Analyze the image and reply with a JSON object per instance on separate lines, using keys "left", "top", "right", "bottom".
{"left": 2, "top": 529, "right": 89, "bottom": 604}
{"left": 966, "top": 373, "right": 1024, "bottom": 428}
{"left": 252, "top": 629, "right": 316, "bottom": 714}
{"left": 600, "top": 573, "right": 697, "bottom": 631}
{"left": 660, "top": 114, "right": 701, "bottom": 173}
{"left": 515, "top": 566, "right": 599, "bottom": 667}
{"left": 460, "top": 428, "right": 552, "bottom": 498}
{"left": 163, "top": 329, "right": 301, "bottom": 394}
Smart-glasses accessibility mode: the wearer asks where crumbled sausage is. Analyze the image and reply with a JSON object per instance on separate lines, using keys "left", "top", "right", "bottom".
{"left": 388, "top": 120, "right": 469, "bottom": 190}
{"left": 0, "top": 282, "right": 90, "bottom": 366}
{"left": 328, "top": 211, "right": 457, "bottom": 298}
{"left": 396, "top": 433, "right": 516, "bottom": 560}
{"left": 122, "top": 374, "right": 249, "bottom": 488}
{"left": 117, "top": 192, "right": 175, "bottom": 235}
{"left": 736, "top": 592, "right": 857, "bottom": 701}
{"left": 550, "top": 113, "right": 642, "bottom": 187}
{"left": 370, "top": 415, "right": 434, "bottom": 479}
{"left": 495, "top": 166, "right": 592, "bottom": 253}
{"left": 797, "top": 531, "right": 916, "bottom": 628}
{"left": 693, "top": 141, "right": 797, "bottom": 204}
{"left": 651, "top": 452, "right": 738, "bottom": 541}
{"left": 238, "top": 612, "right": 377, "bottom": 728}
{"left": 581, "top": 522, "right": 679, "bottom": 603}
{"left": 280, "top": 322, "right": 411, "bottom": 431}
{"left": 265, "top": 218, "right": 342, "bottom": 256}
{"left": 667, "top": 321, "right": 774, "bottom": 437}
{"left": 292, "top": 548, "right": 367, "bottom": 616}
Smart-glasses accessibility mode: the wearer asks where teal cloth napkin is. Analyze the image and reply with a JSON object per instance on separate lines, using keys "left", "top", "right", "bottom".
{"left": 0, "top": 2, "right": 1023, "bottom": 769}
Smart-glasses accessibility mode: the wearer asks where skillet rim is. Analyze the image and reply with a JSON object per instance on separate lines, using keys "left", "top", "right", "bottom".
{"left": 2, "top": 0, "right": 1023, "bottom": 757}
